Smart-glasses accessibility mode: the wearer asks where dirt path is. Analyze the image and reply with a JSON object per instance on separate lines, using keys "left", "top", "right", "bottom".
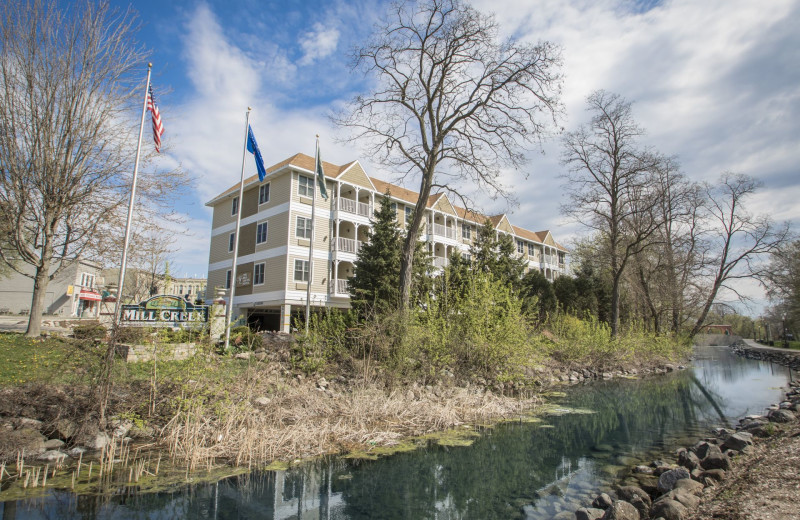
{"left": 694, "top": 406, "right": 800, "bottom": 519}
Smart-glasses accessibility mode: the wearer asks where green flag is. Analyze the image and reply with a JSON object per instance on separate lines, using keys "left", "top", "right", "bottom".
{"left": 315, "top": 138, "right": 328, "bottom": 200}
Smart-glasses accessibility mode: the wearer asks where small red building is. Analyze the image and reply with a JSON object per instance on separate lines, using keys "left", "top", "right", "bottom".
{"left": 703, "top": 324, "right": 732, "bottom": 335}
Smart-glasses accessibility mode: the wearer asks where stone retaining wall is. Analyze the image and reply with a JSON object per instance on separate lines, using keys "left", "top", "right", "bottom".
{"left": 730, "top": 341, "right": 800, "bottom": 371}
{"left": 115, "top": 342, "right": 196, "bottom": 362}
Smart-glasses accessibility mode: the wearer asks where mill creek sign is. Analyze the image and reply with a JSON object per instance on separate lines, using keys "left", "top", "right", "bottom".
{"left": 121, "top": 295, "right": 209, "bottom": 326}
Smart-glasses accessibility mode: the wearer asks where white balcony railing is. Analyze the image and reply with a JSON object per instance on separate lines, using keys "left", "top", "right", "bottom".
{"left": 432, "top": 223, "right": 457, "bottom": 239}
{"left": 336, "top": 198, "right": 373, "bottom": 218}
{"left": 337, "top": 279, "right": 349, "bottom": 294}
{"left": 334, "top": 237, "right": 362, "bottom": 254}
{"left": 432, "top": 257, "right": 448, "bottom": 268}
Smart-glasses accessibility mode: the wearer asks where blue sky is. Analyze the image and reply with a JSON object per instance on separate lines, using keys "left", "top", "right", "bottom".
{"left": 112, "top": 0, "right": 799, "bottom": 310}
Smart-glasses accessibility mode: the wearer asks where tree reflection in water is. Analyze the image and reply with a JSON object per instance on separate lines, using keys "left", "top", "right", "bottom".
{"left": 3, "top": 346, "right": 793, "bottom": 519}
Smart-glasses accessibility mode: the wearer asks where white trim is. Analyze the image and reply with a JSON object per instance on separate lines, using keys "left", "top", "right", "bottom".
{"left": 258, "top": 182, "right": 271, "bottom": 205}
{"left": 256, "top": 220, "right": 268, "bottom": 245}
{"left": 209, "top": 245, "right": 288, "bottom": 272}
{"left": 253, "top": 262, "right": 265, "bottom": 286}
{"left": 211, "top": 202, "right": 289, "bottom": 237}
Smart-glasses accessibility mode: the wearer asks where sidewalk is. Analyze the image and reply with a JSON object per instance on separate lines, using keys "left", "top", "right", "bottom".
{"left": 0, "top": 315, "right": 88, "bottom": 334}
{"left": 739, "top": 337, "right": 800, "bottom": 355}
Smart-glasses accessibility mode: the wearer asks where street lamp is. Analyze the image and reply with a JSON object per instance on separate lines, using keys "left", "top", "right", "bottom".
{"left": 783, "top": 313, "right": 789, "bottom": 348}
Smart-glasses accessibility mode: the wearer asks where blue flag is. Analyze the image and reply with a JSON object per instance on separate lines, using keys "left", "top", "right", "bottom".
{"left": 247, "top": 125, "right": 267, "bottom": 182}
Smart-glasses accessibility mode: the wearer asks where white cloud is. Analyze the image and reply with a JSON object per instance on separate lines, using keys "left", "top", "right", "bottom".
{"left": 299, "top": 23, "right": 341, "bottom": 66}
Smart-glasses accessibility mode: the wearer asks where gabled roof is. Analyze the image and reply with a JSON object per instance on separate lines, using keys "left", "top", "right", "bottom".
{"left": 206, "top": 153, "right": 567, "bottom": 252}
{"left": 206, "top": 153, "right": 342, "bottom": 206}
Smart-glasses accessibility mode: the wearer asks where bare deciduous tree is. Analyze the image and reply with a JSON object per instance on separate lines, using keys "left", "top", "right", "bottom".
{"left": 0, "top": 0, "right": 186, "bottom": 336}
{"left": 689, "top": 173, "right": 789, "bottom": 337}
{"left": 561, "top": 90, "right": 663, "bottom": 337}
{"left": 335, "top": 0, "right": 563, "bottom": 308}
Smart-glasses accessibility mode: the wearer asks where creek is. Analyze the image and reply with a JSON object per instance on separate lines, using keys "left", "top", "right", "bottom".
{"left": 1, "top": 345, "right": 796, "bottom": 519}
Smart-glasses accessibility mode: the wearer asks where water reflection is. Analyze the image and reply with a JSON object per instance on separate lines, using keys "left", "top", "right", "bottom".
{"left": 2, "top": 346, "right": 794, "bottom": 519}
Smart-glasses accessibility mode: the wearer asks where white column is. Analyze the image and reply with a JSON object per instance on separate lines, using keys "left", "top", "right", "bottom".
{"left": 281, "top": 303, "right": 292, "bottom": 333}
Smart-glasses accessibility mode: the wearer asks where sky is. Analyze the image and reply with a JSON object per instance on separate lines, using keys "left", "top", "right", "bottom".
{"left": 108, "top": 0, "right": 799, "bottom": 312}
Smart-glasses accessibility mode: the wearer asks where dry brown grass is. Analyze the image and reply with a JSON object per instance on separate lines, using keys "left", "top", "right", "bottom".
{"left": 161, "top": 371, "right": 540, "bottom": 470}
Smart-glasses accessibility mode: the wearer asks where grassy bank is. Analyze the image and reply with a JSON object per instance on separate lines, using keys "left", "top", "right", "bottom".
{"left": 0, "top": 317, "right": 689, "bottom": 475}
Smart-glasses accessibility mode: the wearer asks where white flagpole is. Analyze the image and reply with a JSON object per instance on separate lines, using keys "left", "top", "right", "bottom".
{"left": 113, "top": 63, "right": 152, "bottom": 329}
{"left": 305, "top": 135, "right": 320, "bottom": 334}
{"left": 224, "top": 108, "right": 252, "bottom": 350}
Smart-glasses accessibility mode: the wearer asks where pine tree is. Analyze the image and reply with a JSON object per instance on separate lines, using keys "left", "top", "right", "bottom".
{"left": 349, "top": 193, "right": 402, "bottom": 316}
{"left": 469, "top": 219, "right": 527, "bottom": 290}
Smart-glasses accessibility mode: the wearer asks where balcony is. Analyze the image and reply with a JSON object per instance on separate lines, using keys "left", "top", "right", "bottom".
{"left": 334, "top": 237, "right": 363, "bottom": 254}
{"left": 330, "top": 279, "right": 349, "bottom": 295}
{"left": 432, "top": 223, "right": 457, "bottom": 240}
{"left": 432, "top": 257, "right": 449, "bottom": 269}
{"left": 336, "top": 198, "right": 372, "bottom": 218}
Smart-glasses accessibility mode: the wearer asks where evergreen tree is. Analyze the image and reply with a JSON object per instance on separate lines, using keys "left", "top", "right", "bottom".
{"left": 469, "top": 219, "right": 526, "bottom": 290}
{"left": 519, "top": 269, "right": 556, "bottom": 321}
{"left": 349, "top": 193, "right": 402, "bottom": 316}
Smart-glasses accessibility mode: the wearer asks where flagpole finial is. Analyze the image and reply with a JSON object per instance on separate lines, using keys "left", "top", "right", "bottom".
{"left": 316, "top": 134, "right": 319, "bottom": 139}
{"left": 248, "top": 106, "right": 252, "bottom": 111}
{"left": 148, "top": 62, "right": 152, "bottom": 68}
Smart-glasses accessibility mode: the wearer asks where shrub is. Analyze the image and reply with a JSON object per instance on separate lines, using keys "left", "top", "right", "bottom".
{"left": 73, "top": 323, "right": 107, "bottom": 341}
{"left": 229, "top": 325, "right": 263, "bottom": 351}
{"left": 115, "top": 326, "right": 151, "bottom": 344}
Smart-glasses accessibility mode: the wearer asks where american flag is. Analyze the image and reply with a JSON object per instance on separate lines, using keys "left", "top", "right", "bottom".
{"left": 146, "top": 86, "right": 164, "bottom": 152}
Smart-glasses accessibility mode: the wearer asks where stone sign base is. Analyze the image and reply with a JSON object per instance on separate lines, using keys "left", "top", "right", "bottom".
{"left": 115, "top": 342, "right": 196, "bottom": 362}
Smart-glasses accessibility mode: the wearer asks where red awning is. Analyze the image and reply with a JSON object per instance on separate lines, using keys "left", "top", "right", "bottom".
{"left": 79, "top": 290, "right": 102, "bottom": 301}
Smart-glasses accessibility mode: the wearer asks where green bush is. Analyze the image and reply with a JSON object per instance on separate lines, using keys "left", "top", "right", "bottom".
{"left": 291, "top": 310, "right": 356, "bottom": 373}
{"left": 73, "top": 323, "right": 107, "bottom": 341}
{"left": 228, "top": 325, "right": 263, "bottom": 351}
{"left": 115, "top": 326, "right": 151, "bottom": 344}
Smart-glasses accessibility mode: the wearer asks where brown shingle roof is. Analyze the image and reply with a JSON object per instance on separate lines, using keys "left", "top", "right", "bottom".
{"left": 207, "top": 153, "right": 565, "bottom": 251}
{"left": 208, "top": 153, "right": 342, "bottom": 204}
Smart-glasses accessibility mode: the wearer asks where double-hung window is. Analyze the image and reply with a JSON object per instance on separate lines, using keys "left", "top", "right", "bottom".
{"left": 259, "top": 183, "right": 270, "bottom": 204}
{"left": 294, "top": 260, "right": 309, "bottom": 282}
{"left": 231, "top": 196, "right": 239, "bottom": 215}
{"left": 296, "top": 216, "right": 312, "bottom": 239}
{"left": 298, "top": 175, "right": 313, "bottom": 197}
{"left": 528, "top": 243, "right": 536, "bottom": 256}
{"left": 405, "top": 206, "right": 412, "bottom": 225}
{"left": 225, "top": 270, "right": 232, "bottom": 289}
{"left": 253, "top": 263, "right": 265, "bottom": 285}
{"left": 256, "top": 221, "right": 268, "bottom": 244}
{"left": 228, "top": 232, "right": 236, "bottom": 252}
{"left": 390, "top": 202, "right": 397, "bottom": 216}
{"left": 462, "top": 225, "right": 472, "bottom": 240}
{"left": 517, "top": 240, "right": 525, "bottom": 254}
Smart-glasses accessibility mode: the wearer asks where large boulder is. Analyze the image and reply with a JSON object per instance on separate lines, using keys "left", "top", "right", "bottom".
{"left": 657, "top": 468, "right": 691, "bottom": 494}
{"left": 575, "top": 507, "right": 605, "bottom": 520}
{"left": 650, "top": 499, "right": 689, "bottom": 520}
{"left": 672, "top": 478, "right": 704, "bottom": 496}
{"left": 658, "top": 489, "right": 700, "bottom": 509}
{"left": 768, "top": 409, "right": 795, "bottom": 423}
{"left": 601, "top": 500, "right": 640, "bottom": 520}
{"left": 721, "top": 432, "right": 753, "bottom": 452}
{"left": 592, "top": 493, "right": 614, "bottom": 510}
{"left": 616, "top": 486, "right": 651, "bottom": 518}
{"left": 677, "top": 448, "right": 700, "bottom": 470}
{"left": 700, "top": 445, "right": 731, "bottom": 471}
{"left": 0, "top": 427, "right": 46, "bottom": 457}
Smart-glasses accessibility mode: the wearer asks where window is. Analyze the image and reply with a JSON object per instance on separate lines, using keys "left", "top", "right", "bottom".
{"left": 228, "top": 232, "right": 236, "bottom": 252}
{"left": 256, "top": 221, "right": 268, "bottom": 244}
{"left": 390, "top": 202, "right": 397, "bottom": 216}
{"left": 463, "top": 253, "right": 472, "bottom": 262}
{"left": 231, "top": 196, "right": 239, "bottom": 215}
{"left": 253, "top": 263, "right": 265, "bottom": 285}
{"left": 296, "top": 216, "right": 312, "bottom": 239}
{"left": 179, "top": 284, "right": 184, "bottom": 294}
{"left": 225, "top": 270, "right": 232, "bottom": 289}
{"left": 528, "top": 243, "right": 536, "bottom": 256}
{"left": 79, "top": 273, "right": 95, "bottom": 288}
{"left": 298, "top": 175, "right": 313, "bottom": 197}
{"left": 294, "top": 259, "right": 309, "bottom": 282}
{"left": 517, "top": 240, "right": 524, "bottom": 254}
{"left": 405, "top": 206, "right": 412, "bottom": 225}
{"left": 461, "top": 225, "right": 472, "bottom": 240}
{"left": 259, "top": 183, "right": 270, "bottom": 204}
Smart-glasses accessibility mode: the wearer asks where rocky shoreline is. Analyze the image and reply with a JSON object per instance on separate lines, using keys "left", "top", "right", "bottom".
{"left": 566, "top": 342, "right": 800, "bottom": 520}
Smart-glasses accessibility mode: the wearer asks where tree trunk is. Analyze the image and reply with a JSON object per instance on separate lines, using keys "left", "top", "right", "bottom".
{"left": 398, "top": 163, "right": 436, "bottom": 309}
{"left": 25, "top": 260, "right": 52, "bottom": 337}
{"left": 610, "top": 274, "right": 621, "bottom": 338}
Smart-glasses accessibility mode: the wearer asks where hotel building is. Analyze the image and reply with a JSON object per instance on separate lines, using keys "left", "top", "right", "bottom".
{"left": 205, "top": 153, "right": 567, "bottom": 332}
